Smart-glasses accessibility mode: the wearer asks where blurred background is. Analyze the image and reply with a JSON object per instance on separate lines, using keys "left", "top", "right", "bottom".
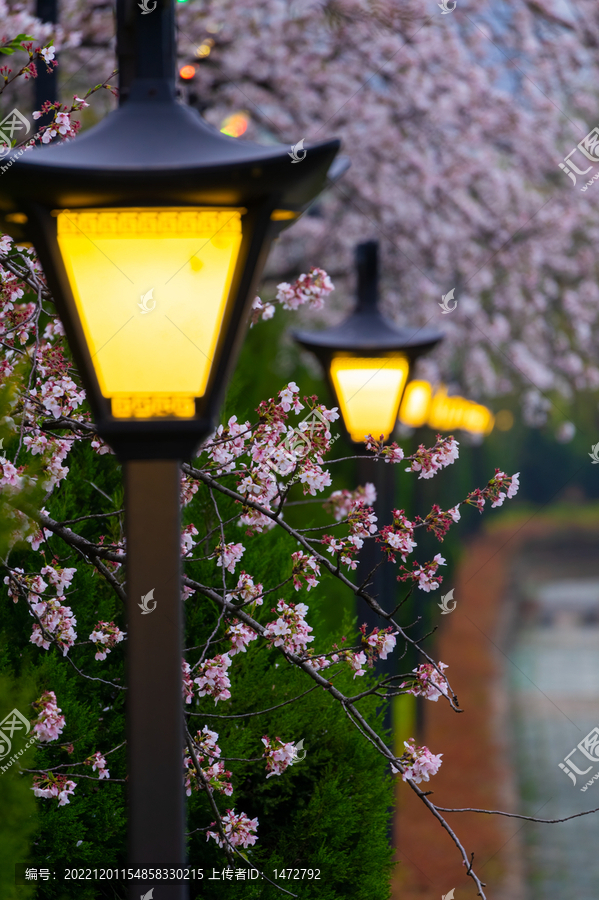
{"left": 4, "top": 0, "right": 599, "bottom": 897}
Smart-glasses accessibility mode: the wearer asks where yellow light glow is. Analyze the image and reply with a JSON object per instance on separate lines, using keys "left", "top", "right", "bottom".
{"left": 464, "top": 404, "right": 494, "bottom": 435}
{"left": 427, "top": 385, "right": 494, "bottom": 435}
{"left": 56, "top": 207, "right": 244, "bottom": 418}
{"left": 329, "top": 356, "right": 410, "bottom": 443}
{"left": 399, "top": 380, "right": 432, "bottom": 427}
{"left": 195, "top": 39, "right": 214, "bottom": 58}
{"left": 270, "top": 210, "right": 298, "bottom": 221}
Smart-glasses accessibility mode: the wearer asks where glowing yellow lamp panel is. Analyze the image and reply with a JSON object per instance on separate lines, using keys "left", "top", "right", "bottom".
{"left": 329, "top": 356, "right": 409, "bottom": 443}
{"left": 427, "top": 385, "right": 494, "bottom": 435}
{"left": 462, "top": 404, "right": 494, "bottom": 435}
{"left": 399, "top": 380, "right": 433, "bottom": 427}
{"left": 55, "top": 207, "right": 244, "bottom": 418}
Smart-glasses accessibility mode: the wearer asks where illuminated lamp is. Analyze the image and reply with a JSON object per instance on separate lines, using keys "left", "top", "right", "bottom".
{"left": 398, "top": 379, "right": 433, "bottom": 427}
{"left": 294, "top": 241, "right": 443, "bottom": 445}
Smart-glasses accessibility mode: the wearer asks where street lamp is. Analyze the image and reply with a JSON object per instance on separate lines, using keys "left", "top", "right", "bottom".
{"left": 294, "top": 240, "right": 442, "bottom": 733}
{"left": 400, "top": 381, "right": 495, "bottom": 435}
{"left": 294, "top": 241, "right": 443, "bottom": 446}
{"left": 0, "top": 2, "right": 341, "bottom": 897}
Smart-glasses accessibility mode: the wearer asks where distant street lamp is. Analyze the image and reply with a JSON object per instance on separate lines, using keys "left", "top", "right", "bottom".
{"left": 0, "top": 1, "right": 341, "bottom": 896}
{"left": 294, "top": 241, "right": 443, "bottom": 725}
{"left": 294, "top": 241, "right": 442, "bottom": 446}
{"left": 400, "top": 380, "right": 495, "bottom": 435}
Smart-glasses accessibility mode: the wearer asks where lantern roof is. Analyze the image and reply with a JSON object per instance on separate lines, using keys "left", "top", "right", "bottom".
{"left": 294, "top": 241, "right": 443, "bottom": 358}
{"left": 0, "top": 81, "right": 340, "bottom": 236}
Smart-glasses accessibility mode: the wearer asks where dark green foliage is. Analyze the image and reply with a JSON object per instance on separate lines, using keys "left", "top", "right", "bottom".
{"left": 0, "top": 674, "right": 38, "bottom": 900}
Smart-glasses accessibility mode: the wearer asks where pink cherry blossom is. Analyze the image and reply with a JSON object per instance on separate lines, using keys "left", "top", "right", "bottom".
{"left": 31, "top": 691, "right": 65, "bottom": 742}
{"left": 398, "top": 739, "right": 443, "bottom": 784}
{"left": 262, "top": 735, "right": 296, "bottom": 778}
{"left": 278, "top": 382, "right": 304, "bottom": 414}
{"left": 227, "top": 571, "right": 263, "bottom": 606}
{"left": 181, "top": 523, "right": 199, "bottom": 556}
{"left": 401, "top": 662, "right": 449, "bottom": 702}
{"left": 264, "top": 599, "right": 314, "bottom": 655}
{"left": 182, "top": 659, "right": 194, "bottom": 704}
{"left": 227, "top": 620, "right": 258, "bottom": 656}
{"left": 194, "top": 654, "right": 232, "bottom": 704}
{"left": 206, "top": 809, "right": 258, "bottom": 849}
{"left": 184, "top": 726, "right": 233, "bottom": 797}
{"left": 291, "top": 551, "right": 321, "bottom": 591}
{"left": 348, "top": 651, "right": 368, "bottom": 678}
{"left": 214, "top": 542, "right": 245, "bottom": 574}
{"left": 30, "top": 598, "right": 77, "bottom": 655}
{"left": 32, "top": 774, "right": 76, "bottom": 806}
{"left": 84, "top": 751, "right": 109, "bottom": 779}
{"left": 89, "top": 621, "right": 126, "bottom": 661}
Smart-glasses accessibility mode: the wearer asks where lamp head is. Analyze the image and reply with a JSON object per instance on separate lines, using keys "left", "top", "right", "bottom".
{"left": 294, "top": 241, "right": 443, "bottom": 445}
{"left": 0, "top": 87, "right": 341, "bottom": 459}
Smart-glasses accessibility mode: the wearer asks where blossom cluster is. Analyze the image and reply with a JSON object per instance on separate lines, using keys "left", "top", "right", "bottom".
{"left": 263, "top": 599, "right": 314, "bottom": 655}
{"left": 420, "top": 504, "right": 461, "bottom": 541}
{"left": 323, "top": 482, "right": 377, "bottom": 521}
{"left": 226, "top": 620, "right": 258, "bottom": 656}
{"left": 398, "top": 553, "right": 447, "bottom": 593}
{"left": 182, "top": 659, "right": 194, "bottom": 705}
{"left": 32, "top": 773, "right": 76, "bottom": 806}
{"left": 184, "top": 726, "right": 233, "bottom": 798}
{"left": 377, "top": 511, "right": 417, "bottom": 563}
{"left": 214, "top": 542, "right": 245, "bottom": 574}
{"left": 226, "top": 571, "right": 263, "bottom": 607}
{"left": 405, "top": 437, "right": 459, "bottom": 480}
{"left": 401, "top": 662, "right": 449, "bottom": 702}
{"left": 30, "top": 597, "right": 77, "bottom": 655}
{"left": 194, "top": 654, "right": 233, "bottom": 704}
{"left": 88, "top": 621, "right": 126, "bottom": 661}
{"left": 206, "top": 809, "right": 259, "bottom": 849}
{"left": 84, "top": 751, "right": 109, "bottom": 779}
{"left": 465, "top": 470, "right": 520, "bottom": 512}
{"left": 396, "top": 738, "right": 443, "bottom": 784}
{"left": 291, "top": 551, "right": 320, "bottom": 591}
{"left": 262, "top": 736, "right": 296, "bottom": 778}
{"left": 31, "top": 691, "right": 65, "bottom": 742}
{"left": 364, "top": 435, "right": 405, "bottom": 464}
{"left": 251, "top": 267, "right": 334, "bottom": 324}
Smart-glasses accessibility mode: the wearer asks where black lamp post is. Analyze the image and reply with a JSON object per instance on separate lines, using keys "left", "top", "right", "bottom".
{"left": 0, "top": 2, "right": 341, "bottom": 896}
{"left": 294, "top": 241, "right": 443, "bottom": 727}
{"left": 35, "top": 0, "right": 58, "bottom": 114}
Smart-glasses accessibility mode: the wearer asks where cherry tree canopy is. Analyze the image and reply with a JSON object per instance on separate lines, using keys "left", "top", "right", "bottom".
{"left": 3, "top": 0, "right": 599, "bottom": 420}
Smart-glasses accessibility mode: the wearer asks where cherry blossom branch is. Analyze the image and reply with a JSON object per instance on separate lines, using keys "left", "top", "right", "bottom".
{"left": 183, "top": 728, "right": 236, "bottom": 869}
{"left": 22, "top": 770, "right": 126, "bottom": 783}
{"left": 434, "top": 805, "right": 599, "bottom": 824}
{"left": 186, "top": 684, "right": 319, "bottom": 718}
{"left": 183, "top": 464, "right": 460, "bottom": 706}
